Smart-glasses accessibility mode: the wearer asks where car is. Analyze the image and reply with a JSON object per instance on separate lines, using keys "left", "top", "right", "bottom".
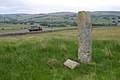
{"left": 28, "top": 26, "right": 42, "bottom": 32}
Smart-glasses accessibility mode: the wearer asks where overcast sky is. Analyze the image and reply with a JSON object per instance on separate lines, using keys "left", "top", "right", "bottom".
{"left": 0, "top": 0, "right": 120, "bottom": 14}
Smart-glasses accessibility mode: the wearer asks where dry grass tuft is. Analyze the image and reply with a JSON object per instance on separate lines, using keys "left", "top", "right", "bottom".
{"left": 46, "top": 59, "right": 60, "bottom": 68}
{"left": 59, "top": 44, "right": 68, "bottom": 53}
{"left": 103, "top": 46, "right": 112, "bottom": 59}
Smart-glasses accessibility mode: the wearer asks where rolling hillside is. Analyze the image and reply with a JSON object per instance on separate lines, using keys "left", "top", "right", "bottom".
{"left": 0, "top": 11, "right": 120, "bottom": 27}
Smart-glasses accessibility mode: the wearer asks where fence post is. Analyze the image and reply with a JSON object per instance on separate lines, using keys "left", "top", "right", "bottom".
{"left": 77, "top": 11, "right": 92, "bottom": 63}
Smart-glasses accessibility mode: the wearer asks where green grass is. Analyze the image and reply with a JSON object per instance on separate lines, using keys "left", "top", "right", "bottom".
{"left": 0, "top": 23, "right": 76, "bottom": 33}
{"left": 0, "top": 23, "right": 30, "bottom": 29}
{"left": 0, "top": 23, "right": 30, "bottom": 33}
{"left": 0, "top": 27, "right": 120, "bottom": 80}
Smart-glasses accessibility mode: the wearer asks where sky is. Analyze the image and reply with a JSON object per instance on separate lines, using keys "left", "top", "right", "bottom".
{"left": 0, "top": 0, "right": 120, "bottom": 14}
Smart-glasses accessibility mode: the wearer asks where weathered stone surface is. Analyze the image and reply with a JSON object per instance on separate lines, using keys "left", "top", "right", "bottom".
{"left": 77, "top": 11, "right": 92, "bottom": 63}
{"left": 64, "top": 59, "right": 80, "bottom": 69}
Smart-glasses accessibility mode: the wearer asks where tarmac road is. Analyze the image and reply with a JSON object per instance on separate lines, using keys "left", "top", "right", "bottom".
{"left": 0, "top": 27, "right": 77, "bottom": 36}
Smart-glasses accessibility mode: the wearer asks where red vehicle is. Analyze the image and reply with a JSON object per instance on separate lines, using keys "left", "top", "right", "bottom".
{"left": 28, "top": 26, "right": 42, "bottom": 32}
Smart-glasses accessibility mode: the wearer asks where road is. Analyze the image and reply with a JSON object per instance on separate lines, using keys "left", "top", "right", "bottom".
{"left": 0, "top": 27, "right": 77, "bottom": 36}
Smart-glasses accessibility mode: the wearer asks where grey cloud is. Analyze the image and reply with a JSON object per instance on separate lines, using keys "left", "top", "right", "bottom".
{"left": 0, "top": 6, "right": 34, "bottom": 14}
{"left": 0, "top": 0, "right": 24, "bottom": 7}
{"left": 0, "top": 0, "right": 120, "bottom": 14}
{"left": 0, "top": 0, "right": 32, "bottom": 14}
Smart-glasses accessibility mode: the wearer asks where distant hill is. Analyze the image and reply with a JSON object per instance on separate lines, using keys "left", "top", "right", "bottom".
{"left": 91, "top": 11, "right": 120, "bottom": 26}
{"left": 92, "top": 11, "right": 120, "bottom": 16}
{"left": 0, "top": 11, "right": 120, "bottom": 27}
{"left": 48, "top": 12, "right": 76, "bottom": 15}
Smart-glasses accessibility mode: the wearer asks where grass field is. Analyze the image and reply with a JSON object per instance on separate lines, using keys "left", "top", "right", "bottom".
{"left": 0, "top": 23, "right": 30, "bottom": 29}
{"left": 0, "top": 27, "right": 120, "bottom": 80}
{"left": 0, "top": 23, "right": 76, "bottom": 33}
{"left": 0, "top": 23, "right": 30, "bottom": 33}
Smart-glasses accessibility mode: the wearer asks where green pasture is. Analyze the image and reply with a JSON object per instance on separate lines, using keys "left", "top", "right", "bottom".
{"left": 0, "top": 27, "right": 120, "bottom": 80}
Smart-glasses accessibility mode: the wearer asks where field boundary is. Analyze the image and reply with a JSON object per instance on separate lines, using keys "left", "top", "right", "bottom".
{"left": 0, "top": 28, "right": 77, "bottom": 37}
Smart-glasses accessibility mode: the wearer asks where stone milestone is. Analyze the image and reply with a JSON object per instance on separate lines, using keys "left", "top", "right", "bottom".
{"left": 77, "top": 11, "right": 92, "bottom": 63}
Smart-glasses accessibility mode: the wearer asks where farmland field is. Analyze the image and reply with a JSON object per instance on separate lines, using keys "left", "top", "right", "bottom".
{"left": 0, "top": 23, "right": 30, "bottom": 33}
{"left": 0, "top": 23, "right": 76, "bottom": 33}
{"left": 1, "top": 11, "right": 120, "bottom": 27}
{"left": 0, "top": 27, "right": 120, "bottom": 80}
